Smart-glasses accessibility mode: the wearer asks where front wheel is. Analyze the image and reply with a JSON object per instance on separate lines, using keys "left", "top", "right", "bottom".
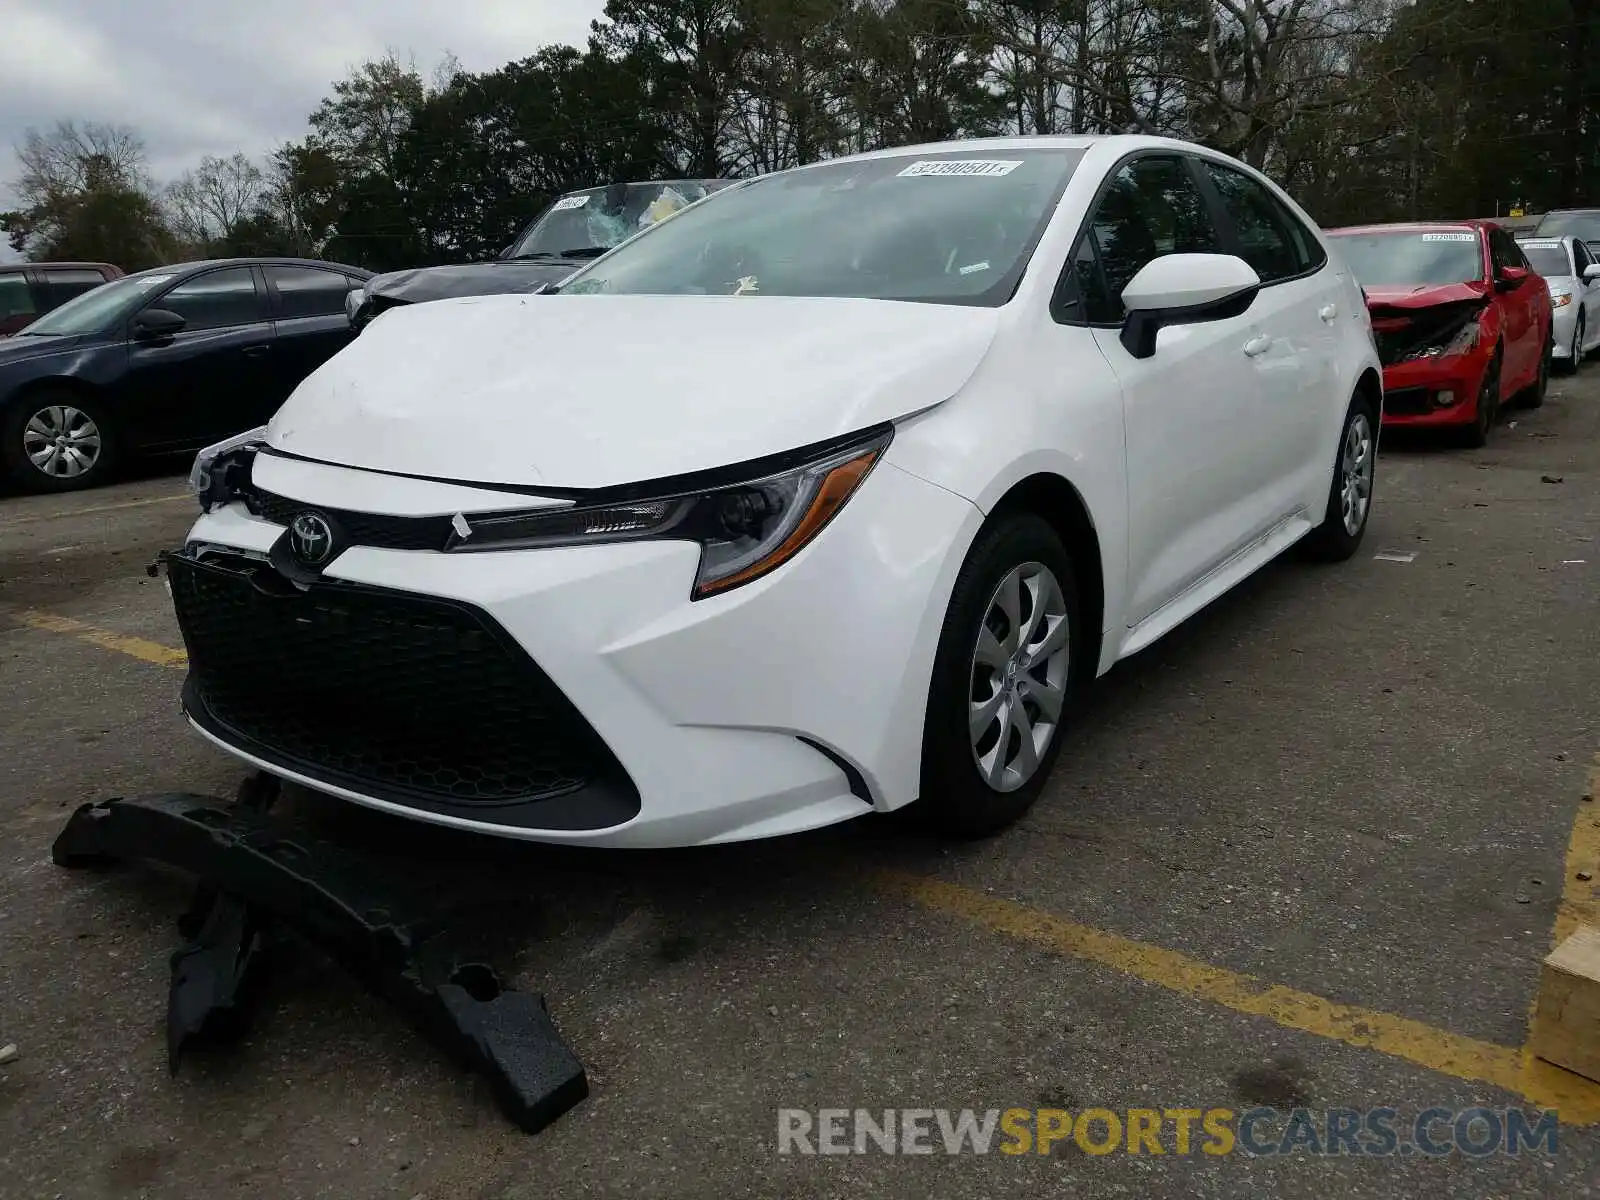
{"left": 916, "top": 513, "right": 1080, "bottom": 837}
{"left": 1463, "top": 351, "right": 1501, "bottom": 448}
{"left": 1521, "top": 333, "right": 1551, "bottom": 406}
{"left": 0, "top": 390, "right": 119, "bottom": 493}
{"left": 1302, "top": 389, "right": 1377, "bottom": 562}
{"left": 1559, "top": 316, "right": 1583, "bottom": 376}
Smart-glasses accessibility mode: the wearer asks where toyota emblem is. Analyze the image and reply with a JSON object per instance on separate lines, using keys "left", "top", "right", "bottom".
{"left": 288, "top": 512, "right": 335, "bottom": 565}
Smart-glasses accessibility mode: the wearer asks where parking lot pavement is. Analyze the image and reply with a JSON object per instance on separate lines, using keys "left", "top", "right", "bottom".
{"left": 1, "top": 380, "right": 1598, "bottom": 1200}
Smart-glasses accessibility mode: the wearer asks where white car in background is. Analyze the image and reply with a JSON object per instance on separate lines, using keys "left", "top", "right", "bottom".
{"left": 175, "top": 135, "right": 1381, "bottom": 848}
{"left": 1517, "top": 234, "right": 1600, "bottom": 371}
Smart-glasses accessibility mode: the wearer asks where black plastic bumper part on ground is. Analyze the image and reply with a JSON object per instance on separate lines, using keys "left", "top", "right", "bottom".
{"left": 52, "top": 792, "right": 588, "bottom": 1135}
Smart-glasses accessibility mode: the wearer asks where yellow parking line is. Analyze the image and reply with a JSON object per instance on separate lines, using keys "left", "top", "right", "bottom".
{"left": 4, "top": 492, "right": 191, "bottom": 526}
{"left": 878, "top": 870, "right": 1600, "bottom": 1123}
{"left": 8, "top": 609, "right": 187, "bottom": 668}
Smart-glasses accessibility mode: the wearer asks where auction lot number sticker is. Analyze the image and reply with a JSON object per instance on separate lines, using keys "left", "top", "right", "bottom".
{"left": 898, "top": 159, "right": 1023, "bottom": 178}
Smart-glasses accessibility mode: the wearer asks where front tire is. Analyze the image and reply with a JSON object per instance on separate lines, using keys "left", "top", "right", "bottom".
{"left": 916, "top": 513, "right": 1080, "bottom": 837}
{"left": 1302, "top": 388, "right": 1377, "bottom": 562}
{"left": 1463, "top": 350, "right": 1501, "bottom": 448}
{"left": 1521, "top": 333, "right": 1551, "bottom": 406}
{"left": 1, "top": 390, "right": 119, "bottom": 493}
{"left": 1559, "top": 316, "right": 1583, "bottom": 376}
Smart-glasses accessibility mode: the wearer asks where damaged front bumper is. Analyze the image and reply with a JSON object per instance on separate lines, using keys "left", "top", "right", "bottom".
{"left": 52, "top": 790, "right": 588, "bottom": 1134}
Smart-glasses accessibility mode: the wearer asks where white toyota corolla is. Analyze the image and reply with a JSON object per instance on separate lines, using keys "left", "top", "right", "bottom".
{"left": 175, "top": 135, "right": 1381, "bottom": 848}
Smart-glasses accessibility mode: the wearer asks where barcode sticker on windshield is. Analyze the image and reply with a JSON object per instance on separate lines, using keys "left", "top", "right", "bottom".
{"left": 551, "top": 194, "right": 590, "bottom": 211}
{"left": 898, "top": 159, "right": 1023, "bottom": 178}
{"left": 1420, "top": 232, "right": 1475, "bottom": 242}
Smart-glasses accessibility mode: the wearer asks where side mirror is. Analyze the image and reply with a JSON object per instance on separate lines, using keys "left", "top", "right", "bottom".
{"left": 1583, "top": 264, "right": 1600, "bottom": 282}
{"left": 131, "top": 308, "right": 186, "bottom": 339}
{"left": 1495, "top": 265, "right": 1531, "bottom": 292}
{"left": 345, "top": 287, "right": 367, "bottom": 325}
{"left": 1118, "top": 253, "right": 1263, "bottom": 359}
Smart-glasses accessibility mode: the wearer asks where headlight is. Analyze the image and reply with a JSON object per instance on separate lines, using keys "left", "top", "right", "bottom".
{"left": 1551, "top": 292, "right": 1573, "bottom": 308}
{"left": 1403, "top": 317, "right": 1481, "bottom": 362}
{"left": 447, "top": 427, "right": 893, "bottom": 599}
{"left": 190, "top": 425, "right": 268, "bottom": 510}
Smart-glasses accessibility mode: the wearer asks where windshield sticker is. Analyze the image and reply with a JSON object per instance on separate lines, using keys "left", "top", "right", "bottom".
{"left": 958, "top": 261, "right": 991, "bottom": 276}
{"left": 1420, "top": 232, "right": 1475, "bottom": 242}
{"left": 732, "top": 275, "right": 760, "bottom": 296}
{"left": 897, "top": 159, "right": 1023, "bottom": 178}
{"left": 551, "top": 194, "right": 590, "bottom": 211}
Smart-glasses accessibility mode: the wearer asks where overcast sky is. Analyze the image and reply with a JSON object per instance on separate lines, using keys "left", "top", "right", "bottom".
{"left": 0, "top": 0, "right": 607, "bottom": 262}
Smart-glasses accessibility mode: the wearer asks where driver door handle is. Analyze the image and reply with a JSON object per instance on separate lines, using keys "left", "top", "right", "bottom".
{"left": 242, "top": 345, "right": 271, "bottom": 358}
{"left": 1319, "top": 303, "right": 1338, "bottom": 323}
{"left": 1242, "top": 334, "right": 1272, "bottom": 357}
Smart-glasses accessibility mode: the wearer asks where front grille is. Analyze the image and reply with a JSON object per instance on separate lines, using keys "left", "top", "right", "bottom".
{"left": 246, "top": 490, "right": 453, "bottom": 552}
{"left": 169, "top": 550, "right": 624, "bottom": 811}
{"left": 1382, "top": 387, "right": 1431, "bottom": 416}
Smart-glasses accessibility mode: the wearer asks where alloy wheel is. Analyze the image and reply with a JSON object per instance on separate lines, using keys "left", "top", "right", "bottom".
{"left": 968, "top": 561, "right": 1071, "bottom": 793}
{"left": 22, "top": 404, "right": 103, "bottom": 479}
{"left": 1575, "top": 318, "right": 1585, "bottom": 365}
{"left": 1340, "top": 412, "right": 1374, "bottom": 536}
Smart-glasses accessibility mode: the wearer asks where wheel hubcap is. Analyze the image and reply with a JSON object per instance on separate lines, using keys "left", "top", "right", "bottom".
{"left": 967, "top": 561, "right": 1070, "bottom": 793}
{"left": 1339, "top": 413, "right": 1374, "bottom": 536}
{"left": 22, "top": 404, "right": 101, "bottom": 478}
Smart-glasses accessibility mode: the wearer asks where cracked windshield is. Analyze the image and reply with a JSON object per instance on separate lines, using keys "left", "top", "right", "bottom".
{"left": 559, "top": 149, "right": 1086, "bottom": 304}
{"left": 506, "top": 181, "right": 727, "bottom": 259}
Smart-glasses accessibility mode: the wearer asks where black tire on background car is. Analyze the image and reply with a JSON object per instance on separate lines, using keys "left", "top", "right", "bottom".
{"left": 0, "top": 388, "right": 119, "bottom": 493}
{"left": 1463, "top": 348, "right": 1501, "bottom": 448}
{"left": 1559, "top": 316, "right": 1583, "bottom": 376}
{"left": 1301, "top": 387, "right": 1378, "bottom": 563}
{"left": 916, "top": 512, "right": 1081, "bottom": 837}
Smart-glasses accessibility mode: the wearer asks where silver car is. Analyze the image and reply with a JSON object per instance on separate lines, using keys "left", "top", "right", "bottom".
{"left": 1518, "top": 235, "right": 1600, "bottom": 371}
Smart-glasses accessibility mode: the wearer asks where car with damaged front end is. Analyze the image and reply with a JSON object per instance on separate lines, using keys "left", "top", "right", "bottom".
{"left": 172, "top": 135, "right": 1381, "bottom": 849}
{"left": 1327, "top": 220, "right": 1553, "bottom": 446}
{"left": 346, "top": 179, "right": 734, "bottom": 330}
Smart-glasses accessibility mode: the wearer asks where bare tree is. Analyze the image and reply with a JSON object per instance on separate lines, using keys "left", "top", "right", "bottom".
{"left": 12, "top": 120, "right": 150, "bottom": 207}
{"left": 166, "top": 153, "right": 267, "bottom": 247}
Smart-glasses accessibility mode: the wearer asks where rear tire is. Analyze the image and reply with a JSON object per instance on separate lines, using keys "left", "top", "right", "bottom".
{"left": 0, "top": 388, "right": 120, "bottom": 493}
{"left": 916, "top": 513, "right": 1081, "bottom": 838}
{"left": 1302, "top": 388, "right": 1377, "bottom": 563}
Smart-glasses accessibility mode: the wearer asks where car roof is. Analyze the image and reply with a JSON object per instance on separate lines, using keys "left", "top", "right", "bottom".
{"left": 123, "top": 257, "right": 374, "bottom": 281}
{"left": 1326, "top": 220, "right": 1488, "bottom": 236}
{"left": 1541, "top": 208, "right": 1600, "bottom": 216}
{"left": 0, "top": 260, "right": 120, "bottom": 273}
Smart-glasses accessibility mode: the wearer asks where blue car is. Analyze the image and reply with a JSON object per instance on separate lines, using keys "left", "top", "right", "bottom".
{"left": 0, "top": 257, "right": 372, "bottom": 492}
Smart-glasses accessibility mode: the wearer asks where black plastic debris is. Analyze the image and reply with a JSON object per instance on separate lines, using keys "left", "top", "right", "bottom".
{"left": 52, "top": 783, "right": 588, "bottom": 1135}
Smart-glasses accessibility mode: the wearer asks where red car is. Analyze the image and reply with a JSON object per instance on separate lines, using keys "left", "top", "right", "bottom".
{"left": 0, "top": 261, "right": 124, "bottom": 337}
{"left": 1325, "top": 221, "right": 1552, "bottom": 446}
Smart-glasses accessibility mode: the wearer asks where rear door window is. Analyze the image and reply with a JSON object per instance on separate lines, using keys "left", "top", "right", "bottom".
{"left": 266, "top": 265, "right": 356, "bottom": 319}
{"left": 0, "top": 273, "right": 35, "bottom": 323}
{"left": 38, "top": 267, "right": 112, "bottom": 311}
{"left": 1201, "top": 161, "right": 1324, "bottom": 282}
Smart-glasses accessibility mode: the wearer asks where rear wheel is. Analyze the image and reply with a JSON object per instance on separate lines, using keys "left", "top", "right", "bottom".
{"left": 1303, "top": 388, "right": 1377, "bottom": 562}
{"left": 916, "top": 513, "right": 1080, "bottom": 837}
{"left": 0, "top": 390, "right": 119, "bottom": 493}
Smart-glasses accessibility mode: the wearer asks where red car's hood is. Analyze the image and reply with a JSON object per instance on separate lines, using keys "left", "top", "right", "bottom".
{"left": 1363, "top": 281, "right": 1491, "bottom": 309}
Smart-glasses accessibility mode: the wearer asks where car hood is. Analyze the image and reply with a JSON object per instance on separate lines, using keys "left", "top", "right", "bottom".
{"left": 267, "top": 293, "right": 1002, "bottom": 489}
{"left": 364, "top": 258, "right": 579, "bottom": 306}
{"left": 1362, "top": 281, "right": 1491, "bottom": 309}
{"left": 0, "top": 332, "right": 83, "bottom": 365}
